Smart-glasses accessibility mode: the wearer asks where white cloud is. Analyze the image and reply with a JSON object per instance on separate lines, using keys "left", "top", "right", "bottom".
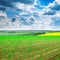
{"left": 13, "top": 12, "right": 54, "bottom": 30}
{"left": 55, "top": 0, "right": 60, "bottom": 4}
{"left": 0, "top": 11, "right": 10, "bottom": 28}
{"left": 15, "top": 2, "right": 34, "bottom": 12}
{"left": 54, "top": 11, "right": 60, "bottom": 17}
{"left": 0, "top": 0, "right": 60, "bottom": 30}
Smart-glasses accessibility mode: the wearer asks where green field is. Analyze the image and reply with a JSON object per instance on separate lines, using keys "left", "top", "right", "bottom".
{"left": 0, "top": 35, "right": 60, "bottom": 60}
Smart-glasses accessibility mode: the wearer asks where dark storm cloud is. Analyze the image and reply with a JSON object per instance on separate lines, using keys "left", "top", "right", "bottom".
{"left": 0, "top": 5, "right": 6, "bottom": 11}
{"left": 49, "top": 2, "right": 60, "bottom": 11}
{"left": 0, "top": 0, "right": 34, "bottom": 11}
{"left": 43, "top": 10, "right": 56, "bottom": 15}
{"left": 0, "top": 0, "right": 14, "bottom": 11}
{"left": 18, "top": 0, "right": 34, "bottom": 4}
{"left": 0, "top": 0, "right": 34, "bottom": 7}
{"left": 0, "top": 0, "right": 13, "bottom": 8}
{"left": 11, "top": 17, "right": 16, "bottom": 22}
{"left": 43, "top": 1, "right": 60, "bottom": 15}
{"left": 20, "top": 15, "right": 34, "bottom": 26}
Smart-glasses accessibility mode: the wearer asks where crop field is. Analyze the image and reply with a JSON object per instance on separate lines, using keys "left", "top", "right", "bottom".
{"left": 0, "top": 34, "right": 60, "bottom": 60}
{"left": 40, "top": 32, "right": 60, "bottom": 36}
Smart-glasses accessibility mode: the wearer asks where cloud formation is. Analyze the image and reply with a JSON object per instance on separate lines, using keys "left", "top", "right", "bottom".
{"left": 49, "top": 1, "right": 60, "bottom": 11}
{"left": 0, "top": 0, "right": 35, "bottom": 11}
{"left": 51, "top": 17, "right": 60, "bottom": 26}
{"left": 0, "top": 0, "right": 60, "bottom": 30}
{"left": 0, "top": 11, "right": 10, "bottom": 28}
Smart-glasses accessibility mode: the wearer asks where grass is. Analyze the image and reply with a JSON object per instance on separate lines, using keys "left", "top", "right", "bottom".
{"left": 0, "top": 35, "right": 60, "bottom": 60}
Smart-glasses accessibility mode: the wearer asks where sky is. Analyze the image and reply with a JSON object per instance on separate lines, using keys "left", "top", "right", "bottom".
{"left": 0, "top": 0, "right": 60, "bottom": 30}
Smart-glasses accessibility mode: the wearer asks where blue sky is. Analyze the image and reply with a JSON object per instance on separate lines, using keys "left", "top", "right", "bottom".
{"left": 0, "top": 0, "right": 60, "bottom": 30}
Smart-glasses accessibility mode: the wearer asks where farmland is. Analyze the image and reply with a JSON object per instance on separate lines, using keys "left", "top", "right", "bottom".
{"left": 0, "top": 34, "right": 60, "bottom": 60}
{"left": 40, "top": 32, "right": 60, "bottom": 36}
